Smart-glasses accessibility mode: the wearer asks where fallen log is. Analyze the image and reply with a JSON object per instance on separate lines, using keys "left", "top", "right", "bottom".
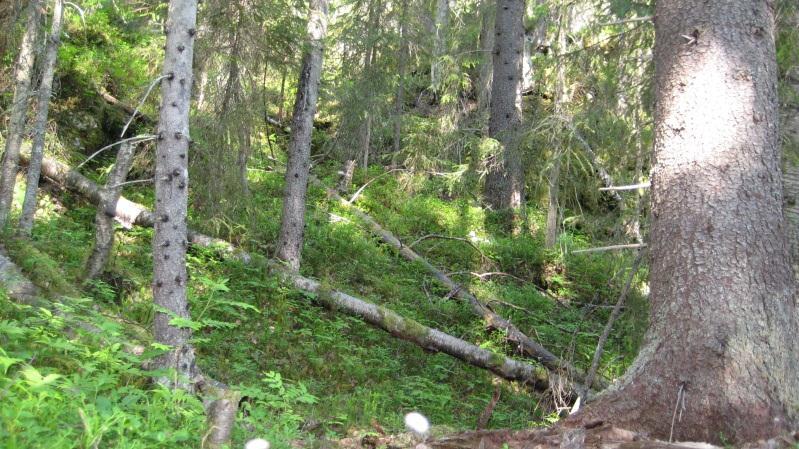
{"left": 274, "top": 264, "right": 551, "bottom": 389}
{"left": 311, "top": 175, "right": 603, "bottom": 390}
{"left": 19, "top": 151, "right": 250, "bottom": 262}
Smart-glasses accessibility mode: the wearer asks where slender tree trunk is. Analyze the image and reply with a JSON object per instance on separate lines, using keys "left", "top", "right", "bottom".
{"left": 357, "top": 0, "right": 378, "bottom": 170}
{"left": 569, "top": 1, "right": 799, "bottom": 443}
{"left": 431, "top": 0, "right": 450, "bottom": 94}
{"left": 83, "top": 142, "right": 136, "bottom": 282}
{"left": 392, "top": 2, "right": 408, "bottom": 159}
{"left": 278, "top": 66, "right": 287, "bottom": 121}
{"left": 545, "top": 7, "right": 568, "bottom": 249}
{"left": 152, "top": 0, "right": 199, "bottom": 389}
{"left": 237, "top": 126, "right": 251, "bottom": 196}
{"left": 360, "top": 113, "right": 371, "bottom": 169}
{"left": 275, "top": 0, "right": 329, "bottom": 271}
{"left": 544, "top": 159, "right": 560, "bottom": 247}
{"left": 476, "top": 1, "right": 495, "bottom": 127}
{"left": 18, "top": 0, "right": 64, "bottom": 236}
{"left": 483, "top": 0, "right": 525, "bottom": 216}
{"left": 338, "top": 159, "right": 356, "bottom": 192}
{"left": 0, "top": 0, "right": 41, "bottom": 228}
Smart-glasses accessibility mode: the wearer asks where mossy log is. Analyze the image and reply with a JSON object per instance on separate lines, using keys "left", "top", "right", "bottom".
{"left": 274, "top": 265, "right": 551, "bottom": 390}
{"left": 311, "top": 176, "right": 602, "bottom": 391}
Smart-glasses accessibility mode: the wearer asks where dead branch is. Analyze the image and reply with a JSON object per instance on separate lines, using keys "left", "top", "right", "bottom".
{"left": 310, "top": 175, "right": 605, "bottom": 391}
{"left": 598, "top": 183, "right": 650, "bottom": 192}
{"left": 571, "top": 244, "right": 646, "bottom": 254}
{"left": 409, "top": 234, "right": 490, "bottom": 263}
{"left": 581, "top": 250, "right": 645, "bottom": 396}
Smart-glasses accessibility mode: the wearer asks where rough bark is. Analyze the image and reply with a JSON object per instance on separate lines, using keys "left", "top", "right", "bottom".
{"left": 483, "top": 0, "right": 525, "bottom": 213}
{"left": 275, "top": 0, "right": 329, "bottom": 271}
{"left": 18, "top": 0, "right": 64, "bottom": 236}
{"left": 568, "top": 1, "right": 799, "bottom": 443}
{"left": 0, "top": 0, "right": 41, "bottom": 227}
{"left": 151, "top": 0, "right": 199, "bottom": 390}
{"left": 83, "top": 142, "right": 137, "bottom": 281}
{"left": 310, "top": 175, "right": 602, "bottom": 391}
{"left": 274, "top": 265, "right": 551, "bottom": 390}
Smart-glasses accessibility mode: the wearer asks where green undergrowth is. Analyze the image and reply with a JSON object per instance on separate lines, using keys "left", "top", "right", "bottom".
{"left": 0, "top": 154, "right": 646, "bottom": 447}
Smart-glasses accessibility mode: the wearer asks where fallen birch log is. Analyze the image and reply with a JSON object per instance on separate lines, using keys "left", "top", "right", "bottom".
{"left": 274, "top": 264, "right": 551, "bottom": 389}
{"left": 19, "top": 152, "right": 250, "bottom": 261}
{"left": 310, "top": 176, "right": 604, "bottom": 390}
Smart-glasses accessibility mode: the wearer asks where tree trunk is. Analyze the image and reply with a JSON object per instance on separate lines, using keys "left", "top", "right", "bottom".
{"left": 545, "top": 8, "right": 568, "bottom": 249}
{"left": 360, "top": 112, "right": 372, "bottom": 169}
{"left": 152, "top": 0, "right": 199, "bottom": 390}
{"left": 83, "top": 142, "right": 137, "bottom": 282}
{"left": 0, "top": 0, "right": 41, "bottom": 227}
{"left": 569, "top": 1, "right": 799, "bottom": 443}
{"left": 237, "top": 126, "right": 251, "bottom": 196}
{"left": 18, "top": 0, "right": 64, "bottom": 236}
{"left": 392, "top": 2, "right": 408, "bottom": 159}
{"left": 431, "top": 0, "right": 450, "bottom": 94}
{"left": 544, "top": 159, "right": 561, "bottom": 248}
{"left": 338, "top": 159, "right": 356, "bottom": 192}
{"left": 476, "top": 1, "right": 495, "bottom": 127}
{"left": 483, "top": 0, "right": 525, "bottom": 215}
{"left": 275, "top": 0, "right": 329, "bottom": 271}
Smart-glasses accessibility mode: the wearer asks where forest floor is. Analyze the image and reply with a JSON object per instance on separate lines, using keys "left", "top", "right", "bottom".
{"left": 0, "top": 152, "right": 647, "bottom": 448}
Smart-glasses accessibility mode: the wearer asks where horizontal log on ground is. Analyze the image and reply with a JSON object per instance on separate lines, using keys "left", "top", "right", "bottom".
{"left": 311, "top": 176, "right": 602, "bottom": 391}
{"left": 19, "top": 152, "right": 250, "bottom": 261}
{"left": 274, "top": 264, "right": 552, "bottom": 390}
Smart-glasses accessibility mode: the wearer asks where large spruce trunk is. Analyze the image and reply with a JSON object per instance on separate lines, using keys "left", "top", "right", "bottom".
{"left": 275, "top": 0, "right": 329, "bottom": 271}
{"left": 151, "top": 0, "right": 199, "bottom": 388}
{"left": 569, "top": 0, "right": 799, "bottom": 443}
{"left": 0, "top": 0, "right": 41, "bottom": 227}
{"left": 483, "top": 0, "right": 524, "bottom": 213}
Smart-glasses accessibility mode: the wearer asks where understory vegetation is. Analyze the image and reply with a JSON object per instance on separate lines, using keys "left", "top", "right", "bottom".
{"left": 1, "top": 0, "right": 797, "bottom": 447}
{"left": 0, "top": 156, "right": 646, "bottom": 447}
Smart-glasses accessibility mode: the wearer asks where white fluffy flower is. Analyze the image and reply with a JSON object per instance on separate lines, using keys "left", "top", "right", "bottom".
{"left": 245, "top": 438, "right": 270, "bottom": 449}
{"left": 404, "top": 412, "right": 430, "bottom": 437}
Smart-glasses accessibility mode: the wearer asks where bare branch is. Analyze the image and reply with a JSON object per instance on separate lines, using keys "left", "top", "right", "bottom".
{"left": 582, "top": 250, "right": 646, "bottom": 396}
{"left": 347, "top": 168, "right": 405, "bottom": 204}
{"left": 571, "top": 243, "right": 647, "bottom": 254}
{"left": 120, "top": 74, "right": 171, "bottom": 138}
{"left": 77, "top": 135, "right": 154, "bottom": 170}
{"left": 597, "top": 16, "right": 653, "bottom": 27}
{"left": 107, "top": 178, "right": 153, "bottom": 189}
{"left": 599, "top": 182, "right": 650, "bottom": 192}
